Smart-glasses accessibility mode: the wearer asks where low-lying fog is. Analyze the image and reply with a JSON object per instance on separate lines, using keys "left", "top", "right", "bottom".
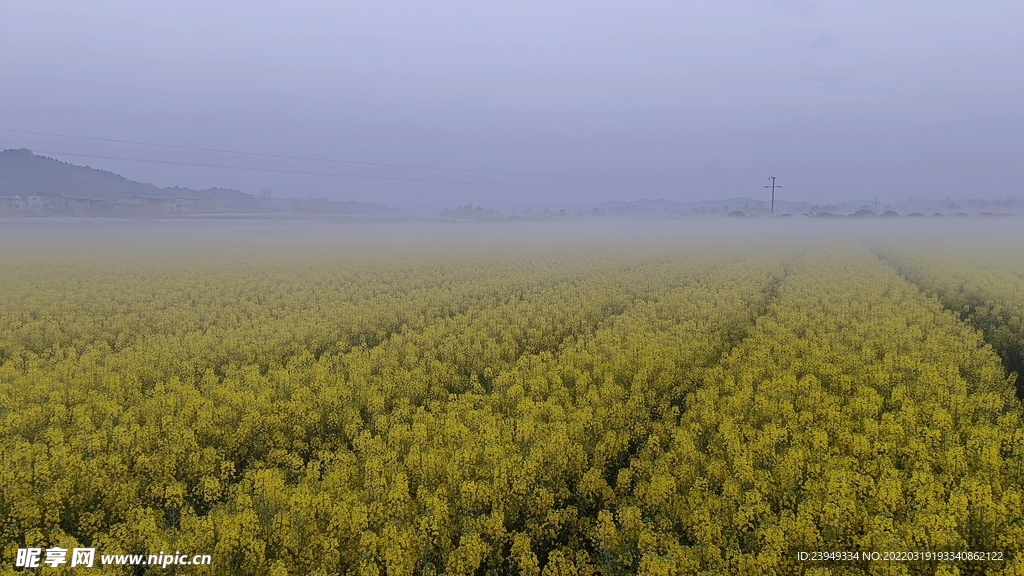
{"left": 1, "top": 217, "right": 1020, "bottom": 258}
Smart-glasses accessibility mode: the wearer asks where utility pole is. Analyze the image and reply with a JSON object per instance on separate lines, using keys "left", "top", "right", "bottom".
{"left": 765, "top": 177, "right": 782, "bottom": 215}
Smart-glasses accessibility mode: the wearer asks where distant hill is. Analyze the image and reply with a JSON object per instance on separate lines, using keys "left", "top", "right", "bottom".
{"left": 0, "top": 148, "right": 254, "bottom": 201}
{"left": 6, "top": 148, "right": 1018, "bottom": 219}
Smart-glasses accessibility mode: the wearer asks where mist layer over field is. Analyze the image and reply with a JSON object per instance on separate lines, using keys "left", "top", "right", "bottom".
{"left": 2, "top": 218, "right": 1023, "bottom": 575}
{"left": 3, "top": 213, "right": 1022, "bottom": 250}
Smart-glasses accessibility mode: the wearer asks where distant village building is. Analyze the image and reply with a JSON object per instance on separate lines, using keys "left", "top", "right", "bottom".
{"left": 65, "top": 197, "right": 90, "bottom": 211}
{"left": 196, "top": 198, "right": 215, "bottom": 212}
{"left": 159, "top": 197, "right": 200, "bottom": 212}
{"left": 42, "top": 196, "right": 67, "bottom": 211}
{"left": 5, "top": 189, "right": 227, "bottom": 218}
{"left": 116, "top": 195, "right": 216, "bottom": 215}
{"left": 141, "top": 197, "right": 163, "bottom": 213}
{"left": 114, "top": 197, "right": 144, "bottom": 212}
{"left": 65, "top": 196, "right": 108, "bottom": 214}
{"left": 115, "top": 196, "right": 162, "bottom": 213}
{"left": 0, "top": 195, "right": 26, "bottom": 215}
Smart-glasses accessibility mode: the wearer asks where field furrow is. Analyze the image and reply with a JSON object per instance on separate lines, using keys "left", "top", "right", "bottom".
{"left": 874, "top": 241, "right": 1024, "bottom": 399}
{"left": 606, "top": 245, "right": 1024, "bottom": 574}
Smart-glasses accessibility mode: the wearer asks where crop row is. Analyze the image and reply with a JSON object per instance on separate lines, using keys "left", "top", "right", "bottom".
{"left": 611, "top": 245, "right": 1024, "bottom": 574}
{"left": 874, "top": 241, "right": 1024, "bottom": 399}
{"left": 3, "top": 241, "right": 1023, "bottom": 574}
{"left": 0, "top": 243, "right": 787, "bottom": 574}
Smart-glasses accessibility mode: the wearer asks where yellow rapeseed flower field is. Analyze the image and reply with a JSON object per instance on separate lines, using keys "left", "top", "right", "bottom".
{"left": 1, "top": 224, "right": 1022, "bottom": 575}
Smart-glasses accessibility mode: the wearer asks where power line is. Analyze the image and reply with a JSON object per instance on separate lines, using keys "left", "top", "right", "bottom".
{"left": 29, "top": 150, "right": 765, "bottom": 193}
{"left": 2, "top": 128, "right": 751, "bottom": 183}
{"left": 775, "top": 188, "right": 813, "bottom": 206}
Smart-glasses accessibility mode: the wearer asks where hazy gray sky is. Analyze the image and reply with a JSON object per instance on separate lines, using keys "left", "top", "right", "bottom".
{"left": 2, "top": 0, "right": 1021, "bottom": 206}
